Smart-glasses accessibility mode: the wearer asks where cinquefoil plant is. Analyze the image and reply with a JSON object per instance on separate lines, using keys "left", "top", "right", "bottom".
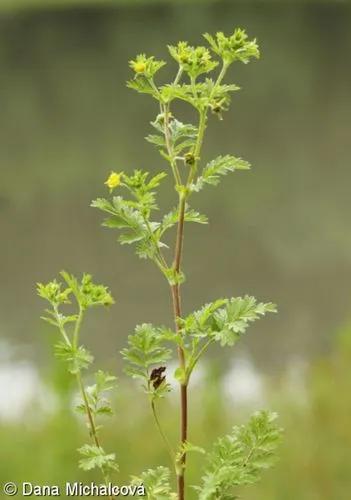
{"left": 90, "top": 27, "right": 282, "bottom": 500}
{"left": 37, "top": 272, "right": 118, "bottom": 500}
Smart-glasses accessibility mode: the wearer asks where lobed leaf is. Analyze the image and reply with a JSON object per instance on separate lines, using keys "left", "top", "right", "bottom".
{"left": 191, "top": 155, "right": 250, "bottom": 192}
{"left": 55, "top": 342, "right": 94, "bottom": 374}
{"left": 131, "top": 467, "right": 177, "bottom": 500}
{"left": 78, "top": 444, "right": 118, "bottom": 473}
{"left": 196, "top": 411, "right": 282, "bottom": 499}
{"left": 121, "top": 324, "right": 172, "bottom": 385}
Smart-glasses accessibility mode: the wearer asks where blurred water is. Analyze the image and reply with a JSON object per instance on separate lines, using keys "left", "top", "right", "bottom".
{"left": 222, "top": 356, "right": 265, "bottom": 406}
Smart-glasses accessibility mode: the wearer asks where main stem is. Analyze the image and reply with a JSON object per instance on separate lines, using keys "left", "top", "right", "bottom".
{"left": 170, "top": 109, "right": 208, "bottom": 500}
{"left": 164, "top": 66, "right": 222, "bottom": 496}
{"left": 171, "top": 195, "right": 187, "bottom": 500}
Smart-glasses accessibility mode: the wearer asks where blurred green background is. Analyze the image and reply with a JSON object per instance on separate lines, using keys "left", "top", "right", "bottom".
{"left": 1, "top": 0, "right": 351, "bottom": 498}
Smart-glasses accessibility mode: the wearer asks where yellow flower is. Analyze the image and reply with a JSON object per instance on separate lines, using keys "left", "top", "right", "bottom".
{"left": 132, "top": 61, "right": 146, "bottom": 73}
{"left": 105, "top": 171, "right": 122, "bottom": 190}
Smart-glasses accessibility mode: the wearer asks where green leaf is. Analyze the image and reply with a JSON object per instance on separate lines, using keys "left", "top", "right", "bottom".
{"left": 213, "top": 296, "right": 277, "bottom": 347}
{"left": 92, "top": 196, "right": 147, "bottom": 242}
{"left": 123, "top": 169, "right": 167, "bottom": 214}
{"left": 121, "top": 324, "right": 172, "bottom": 387}
{"left": 196, "top": 411, "right": 282, "bottom": 499}
{"left": 92, "top": 193, "right": 162, "bottom": 262}
{"left": 179, "top": 298, "right": 227, "bottom": 339}
{"left": 55, "top": 342, "right": 94, "bottom": 374}
{"left": 78, "top": 444, "right": 118, "bottom": 472}
{"left": 184, "top": 209, "right": 208, "bottom": 225}
{"left": 145, "top": 134, "right": 165, "bottom": 148}
{"left": 131, "top": 467, "right": 177, "bottom": 500}
{"left": 127, "top": 77, "right": 157, "bottom": 97}
{"left": 159, "top": 205, "right": 207, "bottom": 238}
{"left": 83, "top": 370, "right": 118, "bottom": 417}
{"left": 180, "top": 296, "right": 276, "bottom": 350}
{"left": 147, "top": 115, "right": 198, "bottom": 158}
{"left": 168, "top": 119, "right": 198, "bottom": 154}
{"left": 191, "top": 155, "right": 250, "bottom": 192}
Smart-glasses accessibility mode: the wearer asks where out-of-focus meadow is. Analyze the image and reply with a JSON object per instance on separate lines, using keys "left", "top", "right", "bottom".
{"left": 0, "top": 0, "right": 351, "bottom": 498}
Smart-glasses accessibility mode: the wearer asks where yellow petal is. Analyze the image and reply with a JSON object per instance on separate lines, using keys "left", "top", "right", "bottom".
{"left": 104, "top": 171, "right": 122, "bottom": 189}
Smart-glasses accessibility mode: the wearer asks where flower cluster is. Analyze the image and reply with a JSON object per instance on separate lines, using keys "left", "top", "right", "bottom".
{"left": 204, "top": 28, "right": 260, "bottom": 64}
{"left": 168, "top": 42, "right": 218, "bottom": 78}
{"left": 37, "top": 280, "right": 71, "bottom": 306}
{"left": 38, "top": 272, "right": 114, "bottom": 311}
{"left": 78, "top": 273, "right": 115, "bottom": 309}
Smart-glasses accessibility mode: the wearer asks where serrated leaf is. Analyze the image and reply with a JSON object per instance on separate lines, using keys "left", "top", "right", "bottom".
{"left": 55, "top": 342, "right": 94, "bottom": 374}
{"left": 121, "top": 324, "right": 172, "bottom": 387}
{"left": 213, "top": 296, "right": 277, "bottom": 347}
{"left": 181, "top": 296, "right": 276, "bottom": 347}
{"left": 148, "top": 115, "right": 198, "bottom": 157}
{"left": 191, "top": 155, "right": 250, "bottom": 192}
{"left": 78, "top": 444, "right": 118, "bottom": 472}
{"left": 196, "top": 410, "right": 282, "bottom": 499}
{"left": 131, "top": 467, "right": 177, "bottom": 500}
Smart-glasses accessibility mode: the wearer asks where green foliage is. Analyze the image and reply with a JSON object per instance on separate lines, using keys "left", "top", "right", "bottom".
{"left": 37, "top": 272, "right": 118, "bottom": 483}
{"left": 92, "top": 196, "right": 153, "bottom": 247}
{"left": 92, "top": 188, "right": 207, "bottom": 279}
{"left": 159, "top": 79, "right": 240, "bottom": 114}
{"left": 190, "top": 155, "right": 251, "bottom": 192}
{"left": 210, "top": 296, "right": 277, "bottom": 347}
{"left": 37, "top": 272, "right": 114, "bottom": 344}
{"left": 146, "top": 115, "right": 198, "bottom": 159}
{"left": 204, "top": 28, "right": 260, "bottom": 64}
{"left": 196, "top": 411, "right": 282, "bottom": 499}
{"left": 55, "top": 342, "right": 94, "bottom": 374}
{"left": 77, "top": 371, "right": 118, "bottom": 417}
{"left": 131, "top": 467, "right": 177, "bottom": 500}
{"left": 179, "top": 296, "right": 277, "bottom": 354}
{"left": 78, "top": 444, "right": 118, "bottom": 473}
{"left": 121, "top": 324, "right": 172, "bottom": 398}
{"left": 159, "top": 205, "right": 208, "bottom": 236}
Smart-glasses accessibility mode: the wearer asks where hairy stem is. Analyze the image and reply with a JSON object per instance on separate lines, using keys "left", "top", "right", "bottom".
{"left": 170, "top": 194, "right": 187, "bottom": 500}
{"left": 169, "top": 103, "right": 209, "bottom": 499}
{"left": 163, "top": 64, "right": 221, "bottom": 496}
